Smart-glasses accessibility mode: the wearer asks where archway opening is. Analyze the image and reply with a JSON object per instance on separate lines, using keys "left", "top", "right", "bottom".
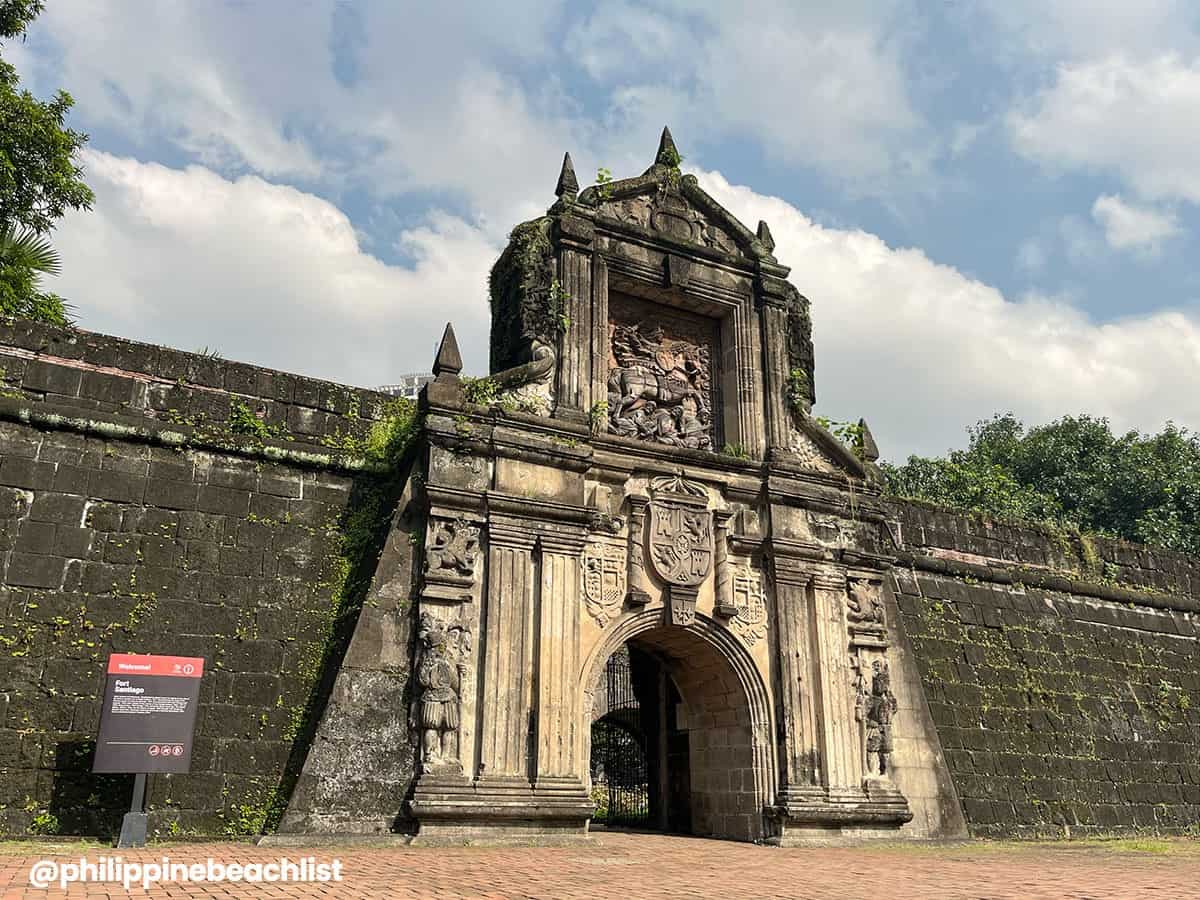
{"left": 588, "top": 624, "right": 764, "bottom": 841}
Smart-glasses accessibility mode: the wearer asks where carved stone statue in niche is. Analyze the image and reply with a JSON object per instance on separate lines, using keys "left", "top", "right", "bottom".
{"left": 416, "top": 612, "right": 472, "bottom": 773}
{"left": 856, "top": 659, "right": 898, "bottom": 777}
{"left": 426, "top": 517, "right": 479, "bottom": 577}
{"left": 607, "top": 297, "right": 714, "bottom": 451}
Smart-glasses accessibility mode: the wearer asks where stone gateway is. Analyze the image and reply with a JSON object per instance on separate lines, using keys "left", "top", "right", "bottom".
{"left": 302, "top": 128, "right": 941, "bottom": 845}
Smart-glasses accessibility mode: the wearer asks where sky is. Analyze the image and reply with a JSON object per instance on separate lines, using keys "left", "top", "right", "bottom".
{"left": 7, "top": 0, "right": 1200, "bottom": 459}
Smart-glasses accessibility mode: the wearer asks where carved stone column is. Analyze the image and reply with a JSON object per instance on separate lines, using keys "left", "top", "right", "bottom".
{"left": 810, "top": 567, "right": 863, "bottom": 800}
{"left": 757, "top": 289, "right": 793, "bottom": 450}
{"left": 714, "top": 509, "right": 737, "bottom": 617}
{"left": 534, "top": 531, "right": 590, "bottom": 798}
{"left": 588, "top": 255, "right": 609, "bottom": 417}
{"left": 769, "top": 550, "right": 821, "bottom": 799}
{"left": 625, "top": 496, "right": 650, "bottom": 606}
{"left": 554, "top": 215, "right": 595, "bottom": 416}
{"left": 732, "top": 295, "right": 765, "bottom": 456}
{"left": 477, "top": 522, "right": 537, "bottom": 783}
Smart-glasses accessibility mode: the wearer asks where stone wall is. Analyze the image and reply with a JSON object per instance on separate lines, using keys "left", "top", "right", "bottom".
{"left": 2, "top": 316, "right": 1198, "bottom": 842}
{"left": 889, "top": 500, "right": 1200, "bottom": 837}
{"left": 0, "top": 321, "right": 414, "bottom": 838}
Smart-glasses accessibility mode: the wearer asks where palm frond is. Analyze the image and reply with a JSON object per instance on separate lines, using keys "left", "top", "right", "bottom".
{"left": 0, "top": 224, "right": 63, "bottom": 277}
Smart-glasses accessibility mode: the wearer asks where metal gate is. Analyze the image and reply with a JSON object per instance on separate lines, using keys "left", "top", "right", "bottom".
{"left": 590, "top": 648, "right": 650, "bottom": 826}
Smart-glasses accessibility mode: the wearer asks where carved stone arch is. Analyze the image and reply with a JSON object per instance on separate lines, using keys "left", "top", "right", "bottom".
{"left": 581, "top": 609, "right": 778, "bottom": 840}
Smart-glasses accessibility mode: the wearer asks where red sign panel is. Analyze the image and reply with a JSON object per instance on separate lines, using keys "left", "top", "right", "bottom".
{"left": 107, "top": 654, "right": 204, "bottom": 678}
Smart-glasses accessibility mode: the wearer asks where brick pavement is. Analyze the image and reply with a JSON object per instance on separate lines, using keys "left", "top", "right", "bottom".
{"left": 2, "top": 831, "right": 1198, "bottom": 899}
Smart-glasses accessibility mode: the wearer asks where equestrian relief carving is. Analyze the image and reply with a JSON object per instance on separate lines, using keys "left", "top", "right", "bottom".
{"left": 607, "top": 320, "right": 713, "bottom": 450}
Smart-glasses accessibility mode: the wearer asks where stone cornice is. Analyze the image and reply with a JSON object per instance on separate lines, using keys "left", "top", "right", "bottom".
{"left": 485, "top": 493, "right": 594, "bottom": 527}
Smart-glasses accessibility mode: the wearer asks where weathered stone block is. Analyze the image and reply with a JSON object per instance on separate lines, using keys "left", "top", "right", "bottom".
{"left": 197, "top": 485, "right": 250, "bottom": 517}
{"left": 7, "top": 552, "right": 65, "bottom": 588}
{"left": 23, "top": 360, "right": 81, "bottom": 396}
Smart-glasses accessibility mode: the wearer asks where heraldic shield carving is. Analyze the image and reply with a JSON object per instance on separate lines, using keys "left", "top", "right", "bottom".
{"left": 647, "top": 474, "right": 713, "bottom": 625}
{"left": 583, "top": 543, "right": 626, "bottom": 627}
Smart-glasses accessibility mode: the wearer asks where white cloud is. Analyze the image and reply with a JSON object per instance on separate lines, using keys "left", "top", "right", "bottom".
{"left": 50, "top": 152, "right": 497, "bottom": 387}
{"left": 26, "top": 0, "right": 581, "bottom": 232}
{"left": 1091, "top": 194, "right": 1180, "bottom": 253}
{"left": 567, "top": 1, "right": 926, "bottom": 185}
{"left": 978, "top": 0, "right": 1196, "bottom": 61}
{"left": 49, "top": 153, "right": 1200, "bottom": 460}
{"left": 697, "top": 170, "right": 1200, "bottom": 457}
{"left": 22, "top": 0, "right": 932, "bottom": 218}
{"left": 1009, "top": 54, "right": 1200, "bottom": 204}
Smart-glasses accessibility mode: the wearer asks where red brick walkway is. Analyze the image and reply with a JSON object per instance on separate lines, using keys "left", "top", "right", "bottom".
{"left": 2, "top": 832, "right": 1198, "bottom": 899}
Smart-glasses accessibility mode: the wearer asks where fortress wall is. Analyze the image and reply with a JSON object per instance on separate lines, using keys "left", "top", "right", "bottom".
{"left": 0, "top": 320, "right": 413, "bottom": 838}
{"left": 889, "top": 500, "right": 1200, "bottom": 836}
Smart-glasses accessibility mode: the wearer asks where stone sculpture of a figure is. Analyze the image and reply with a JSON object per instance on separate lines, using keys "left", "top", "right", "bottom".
{"left": 417, "top": 612, "right": 471, "bottom": 773}
{"left": 846, "top": 579, "right": 885, "bottom": 625}
{"left": 862, "top": 659, "right": 898, "bottom": 776}
{"left": 426, "top": 518, "right": 479, "bottom": 577}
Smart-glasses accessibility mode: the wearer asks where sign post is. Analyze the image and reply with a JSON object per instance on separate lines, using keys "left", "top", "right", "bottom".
{"left": 92, "top": 654, "right": 204, "bottom": 848}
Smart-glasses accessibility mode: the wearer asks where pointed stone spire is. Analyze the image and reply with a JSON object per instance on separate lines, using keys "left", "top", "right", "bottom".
{"left": 432, "top": 322, "right": 463, "bottom": 381}
{"left": 756, "top": 220, "right": 776, "bottom": 253}
{"left": 554, "top": 152, "right": 579, "bottom": 200}
{"left": 654, "top": 126, "right": 681, "bottom": 167}
{"left": 857, "top": 418, "right": 880, "bottom": 463}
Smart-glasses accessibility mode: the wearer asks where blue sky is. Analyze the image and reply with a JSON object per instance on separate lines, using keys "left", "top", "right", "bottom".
{"left": 8, "top": 1, "right": 1200, "bottom": 457}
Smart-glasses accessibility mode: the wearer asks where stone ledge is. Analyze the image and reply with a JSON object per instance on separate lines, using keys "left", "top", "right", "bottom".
{"left": 0, "top": 393, "right": 391, "bottom": 475}
{"left": 895, "top": 549, "right": 1198, "bottom": 614}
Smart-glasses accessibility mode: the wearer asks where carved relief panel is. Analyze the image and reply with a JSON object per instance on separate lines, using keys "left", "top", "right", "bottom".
{"left": 647, "top": 474, "right": 713, "bottom": 625}
{"left": 416, "top": 612, "right": 472, "bottom": 774}
{"left": 729, "top": 567, "right": 767, "bottom": 646}
{"left": 602, "top": 183, "right": 738, "bottom": 254}
{"left": 845, "top": 575, "right": 899, "bottom": 787}
{"left": 421, "top": 516, "right": 481, "bottom": 603}
{"left": 582, "top": 542, "right": 626, "bottom": 627}
{"left": 607, "top": 293, "right": 718, "bottom": 451}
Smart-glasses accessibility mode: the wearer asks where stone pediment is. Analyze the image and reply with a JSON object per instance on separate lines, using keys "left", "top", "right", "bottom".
{"left": 575, "top": 128, "right": 777, "bottom": 267}
{"left": 786, "top": 416, "right": 868, "bottom": 479}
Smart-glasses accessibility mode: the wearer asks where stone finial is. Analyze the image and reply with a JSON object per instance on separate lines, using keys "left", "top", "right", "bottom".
{"left": 858, "top": 418, "right": 880, "bottom": 463}
{"left": 757, "top": 220, "right": 776, "bottom": 253}
{"left": 432, "top": 322, "right": 463, "bottom": 380}
{"left": 655, "top": 125, "right": 681, "bottom": 167}
{"left": 555, "top": 152, "right": 579, "bottom": 200}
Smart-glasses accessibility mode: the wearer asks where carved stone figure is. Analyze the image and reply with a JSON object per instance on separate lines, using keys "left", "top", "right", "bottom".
{"left": 583, "top": 543, "right": 627, "bottom": 627}
{"left": 416, "top": 612, "right": 472, "bottom": 773}
{"left": 426, "top": 518, "right": 479, "bottom": 577}
{"left": 856, "top": 659, "right": 898, "bottom": 777}
{"left": 847, "top": 578, "right": 885, "bottom": 625}
{"left": 607, "top": 302, "right": 714, "bottom": 450}
{"left": 730, "top": 567, "right": 767, "bottom": 646}
{"left": 588, "top": 511, "right": 625, "bottom": 535}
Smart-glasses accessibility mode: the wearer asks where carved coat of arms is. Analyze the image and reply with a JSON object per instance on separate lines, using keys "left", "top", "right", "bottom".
{"left": 647, "top": 475, "right": 712, "bottom": 588}
{"left": 583, "top": 543, "right": 626, "bottom": 627}
{"left": 730, "top": 567, "right": 767, "bottom": 646}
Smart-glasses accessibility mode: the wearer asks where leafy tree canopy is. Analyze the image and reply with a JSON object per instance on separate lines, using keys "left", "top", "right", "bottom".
{"left": 882, "top": 413, "right": 1200, "bottom": 556}
{"left": 0, "top": 0, "right": 92, "bottom": 325}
